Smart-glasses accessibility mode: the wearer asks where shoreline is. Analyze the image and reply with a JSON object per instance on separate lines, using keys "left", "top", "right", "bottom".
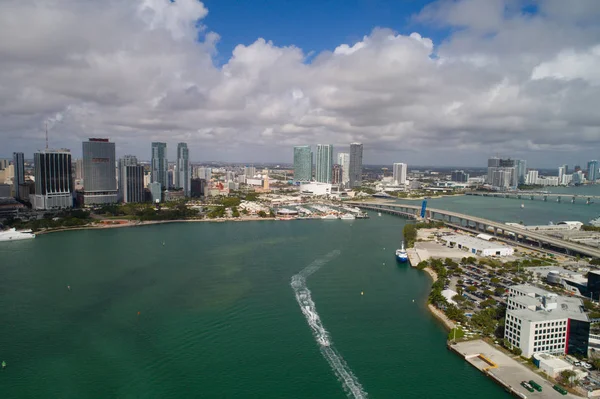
{"left": 419, "top": 266, "right": 456, "bottom": 331}
{"left": 34, "top": 217, "right": 279, "bottom": 236}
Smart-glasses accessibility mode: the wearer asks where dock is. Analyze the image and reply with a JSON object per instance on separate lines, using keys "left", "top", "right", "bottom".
{"left": 449, "top": 340, "right": 579, "bottom": 398}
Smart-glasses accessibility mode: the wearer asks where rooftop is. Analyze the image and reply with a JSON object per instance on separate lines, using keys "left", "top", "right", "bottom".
{"left": 441, "top": 234, "right": 512, "bottom": 250}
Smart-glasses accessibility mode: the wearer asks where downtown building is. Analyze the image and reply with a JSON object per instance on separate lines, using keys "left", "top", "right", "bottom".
{"left": 32, "top": 149, "right": 73, "bottom": 210}
{"left": 349, "top": 143, "right": 363, "bottom": 188}
{"left": 393, "top": 163, "right": 407, "bottom": 186}
{"left": 81, "top": 138, "right": 118, "bottom": 205}
{"left": 118, "top": 155, "right": 144, "bottom": 203}
{"left": 315, "top": 144, "right": 333, "bottom": 183}
{"left": 151, "top": 142, "right": 168, "bottom": 189}
{"left": 505, "top": 284, "right": 589, "bottom": 358}
{"left": 337, "top": 152, "right": 350, "bottom": 187}
{"left": 293, "top": 145, "right": 312, "bottom": 182}
{"left": 175, "top": 143, "right": 190, "bottom": 196}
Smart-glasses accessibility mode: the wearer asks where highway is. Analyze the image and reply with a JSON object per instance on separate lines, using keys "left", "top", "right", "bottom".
{"left": 347, "top": 201, "right": 600, "bottom": 259}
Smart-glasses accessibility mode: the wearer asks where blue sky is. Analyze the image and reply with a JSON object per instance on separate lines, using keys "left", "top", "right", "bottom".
{"left": 202, "top": 0, "right": 442, "bottom": 62}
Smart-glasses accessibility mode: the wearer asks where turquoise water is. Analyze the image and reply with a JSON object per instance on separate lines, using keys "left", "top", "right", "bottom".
{"left": 396, "top": 194, "right": 600, "bottom": 225}
{"left": 0, "top": 216, "right": 508, "bottom": 398}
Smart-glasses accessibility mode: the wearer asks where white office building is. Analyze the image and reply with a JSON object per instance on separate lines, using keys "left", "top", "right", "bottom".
{"left": 393, "top": 163, "right": 407, "bottom": 186}
{"left": 505, "top": 284, "right": 589, "bottom": 358}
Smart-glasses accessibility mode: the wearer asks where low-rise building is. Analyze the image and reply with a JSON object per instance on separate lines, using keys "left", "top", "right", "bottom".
{"left": 440, "top": 234, "right": 514, "bottom": 256}
{"left": 505, "top": 284, "right": 589, "bottom": 358}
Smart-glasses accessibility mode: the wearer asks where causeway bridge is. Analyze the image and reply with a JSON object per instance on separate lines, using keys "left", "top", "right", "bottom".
{"left": 465, "top": 191, "right": 600, "bottom": 204}
{"left": 347, "top": 201, "right": 600, "bottom": 259}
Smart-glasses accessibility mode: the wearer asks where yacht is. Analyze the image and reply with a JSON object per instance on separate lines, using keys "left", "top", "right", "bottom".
{"left": 0, "top": 228, "right": 35, "bottom": 242}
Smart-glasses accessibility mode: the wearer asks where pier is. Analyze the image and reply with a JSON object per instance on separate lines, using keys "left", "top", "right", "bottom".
{"left": 465, "top": 191, "right": 599, "bottom": 204}
{"left": 450, "top": 340, "right": 579, "bottom": 398}
{"left": 347, "top": 201, "right": 600, "bottom": 259}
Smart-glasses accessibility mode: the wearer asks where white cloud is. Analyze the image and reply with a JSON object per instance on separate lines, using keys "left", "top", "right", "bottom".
{"left": 1, "top": 0, "right": 600, "bottom": 166}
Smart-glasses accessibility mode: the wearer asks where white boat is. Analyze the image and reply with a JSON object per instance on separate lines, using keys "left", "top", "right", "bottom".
{"left": 321, "top": 214, "right": 338, "bottom": 220}
{"left": 0, "top": 228, "right": 35, "bottom": 242}
{"left": 339, "top": 214, "right": 355, "bottom": 220}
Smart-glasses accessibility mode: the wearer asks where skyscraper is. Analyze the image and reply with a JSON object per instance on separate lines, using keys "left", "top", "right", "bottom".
{"left": 81, "top": 138, "right": 118, "bottom": 205}
{"left": 32, "top": 149, "right": 73, "bottom": 210}
{"left": 151, "top": 142, "right": 168, "bottom": 189}
{"left": 293, "top": 146, "right": 312, "bottom": 182}
{"left": 516, "top": 159, "right": 527, "bottom": 185}
{"left": 175, "top": 143, "right": 190, "bottom": 196}
{"left": 13, "top": 152, "right": 24, "bottom": 199}
{"left": 118, "top": 155, "right": 144, "bottom": 203}
{"left": 337, "top": 152, "right": 350, "bottom": 187}
{"left": 315, "top": 144, "right": 333, "bottom": 183}
{"left": 392, "top": 163, "right": 407, "bottom": 185}
{"left": 587, "top": 160, "right": 598, "bottom": 183}
{"left": 558, "top": 165, "right": 567, "bottom": 185}
{"left": 349, "top": 143, "right": 363, "bottom": 188}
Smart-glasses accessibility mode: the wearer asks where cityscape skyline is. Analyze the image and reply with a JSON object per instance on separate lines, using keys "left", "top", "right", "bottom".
{"left": 2, "top": 1, "right": 600, "bottom": 167}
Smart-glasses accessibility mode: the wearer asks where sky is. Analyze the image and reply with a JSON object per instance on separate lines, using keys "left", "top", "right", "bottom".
{"left": 1, "top": 0, "right": 600, "bottom": 167}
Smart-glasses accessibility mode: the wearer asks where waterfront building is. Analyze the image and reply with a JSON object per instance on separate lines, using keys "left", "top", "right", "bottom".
{"left": 440, "top": 234, "right": 514, "bottom": 256}
{"left": 315, "top": 144, "right": 333, "bottom": 183}
{"left": 175, "top": 143, "right": 190, "bottom": 196}
{"left": 505, "top": 284, "right": 589, "bottom": 358}
{"left": 32, "top": 149, "right": 73, "bottom": 210}
{"left": 487, "top": 157, "right": 517, "bottom": 188}
{"left": 516, "top": 159, "right": 527, "bottom": 185}
{"left": 587, "top": 160, "right": 598, "bottom": 183}
{"left": 293, "top": 146, "right": 312, "bottom": 182}
{"left": 393, "top": 163, "right": 407, "bottom": 186}
{"left": 337, "top": 152, "right": 350, "bottom": 187}
{"left": 558, "top": 165, "right": 567, "bottom": 185}
{"left": 13, "top": 152, "right": 24, "bottom": 200}
{"left": 451, "top": 170, "right": 469, "bottom": 183}
{"left": 118, "top": 155, "right": 144, "bottom": 203}
{"left": 82, "top": 138, "right": 118, "bottom": 205}
{"left": 151, "top": 142, "right": 168, "bottom": 189}
{"left": 525, "top": 170, "right": 539, "bottom": 185}
{"left": 299, "top": 182, "right": 332, "bottom": 196}
{"left": 349, "top": 143, "right": 363, "bottom": 188}
{"left": 148, "top": 182, "right": 162, "bottom": 203}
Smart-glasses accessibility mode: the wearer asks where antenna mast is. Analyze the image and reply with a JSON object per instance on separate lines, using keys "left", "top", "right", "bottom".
{"left": 45, "top": 122, "right": 48, "bottom": 149}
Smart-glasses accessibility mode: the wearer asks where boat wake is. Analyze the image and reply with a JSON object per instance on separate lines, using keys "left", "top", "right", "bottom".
{"left": 291, "top": 250, "right": 368, "bottom": 399}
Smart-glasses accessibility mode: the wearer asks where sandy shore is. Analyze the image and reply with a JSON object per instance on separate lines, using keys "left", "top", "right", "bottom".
{"left": 34, "top": 217, "right": 278, "bottom": 235}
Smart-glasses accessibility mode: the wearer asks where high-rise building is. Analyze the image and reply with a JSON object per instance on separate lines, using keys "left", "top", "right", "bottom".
{"left": 32, "top": 149, "right": 73, "bottom": 210}
{"left": 13, "top": 152, "right": 24, "bottom": 200}
{"left": 515, "top": 159, "right": 527, "bottom": 185}
{"left": 75, "top": 158, "right": 84, "bottom": 180}
{"left": 349, "top": 143, "right": 363, "bottom": 188}
{"left": 151, "top": 142, "right": 168, "bottom": 189}
{"left": 82, "top": 138, "right": 118, "bottom": 205}
{"left": 525, "top": 170, "right": 539, "bottom": 185}
{"left": 332, "top": 164, "right": 342, "bottom": 185}
{"left": 118, "top": 155, "right": 144, "bottom": 203}
{"left": 487, "top": 157, "right": 516, "bottom": 189}
{"left": 244, "top": 166, "right": 256, "bottom": 178}
{"left": 558, "top": 165, "right": 567, "bottom": 185}
{"left": 315, "top": 144, "right": 333, "bottom": 183}
{"left": 393, "top": 163, "right": 408, "bottom": 185}
{"left": 587, "top": 160, "right": 598, "bottom": 183}
{"left": 293, "top": 146, "right": 312, "bottom": 182}
{"left": 337, "top": 153, "right": 350, "bottom": 187}
{"left": 175, "top": 143, "right": 190, "bottom": 196}
{"left": 451, "top": 170, "right": 469, "bottom": 183}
